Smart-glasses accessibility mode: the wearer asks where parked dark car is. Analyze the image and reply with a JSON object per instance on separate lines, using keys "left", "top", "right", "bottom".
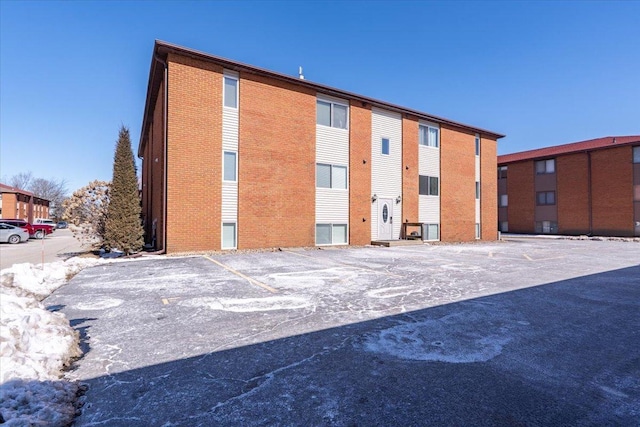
{"left": 0, "top": 219, "right": 54, "bottom": 239}
{"left": 56, "top": 221, "right": 68, "bottom": 229}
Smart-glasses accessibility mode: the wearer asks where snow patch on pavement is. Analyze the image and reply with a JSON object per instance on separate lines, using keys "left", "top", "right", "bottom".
{"left": 0, "top": 258, "right": 104, "bottom": 425}
{"left": 74, "top": 297, "right": 124, "bottom": 310}
{"left": 362, "top": 311, "right": 515, "bottom": 363}
{"left": 180, "top": 296, "right": 312, "bottom": 312}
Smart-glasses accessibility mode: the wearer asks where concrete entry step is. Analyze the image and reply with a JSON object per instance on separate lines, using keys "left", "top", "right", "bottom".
{"left": 371, "top": 239, "right": 424, "bottom": 247}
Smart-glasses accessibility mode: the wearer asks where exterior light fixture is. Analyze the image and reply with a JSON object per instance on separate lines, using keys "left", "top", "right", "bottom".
{"left": 396, "top": 195, "right": 402, "bottom": 204}
{"left": 371, "top": 194, "right": 378, "bottom": 203}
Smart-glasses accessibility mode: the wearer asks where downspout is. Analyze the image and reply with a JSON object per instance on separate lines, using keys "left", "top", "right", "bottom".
{"left": 147, "top": 53, "right": 168, "bottom": 255}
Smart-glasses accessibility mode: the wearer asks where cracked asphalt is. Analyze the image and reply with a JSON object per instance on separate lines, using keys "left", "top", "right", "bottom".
{"left": 45, "top": 238, "right": 640, "bottom": 426}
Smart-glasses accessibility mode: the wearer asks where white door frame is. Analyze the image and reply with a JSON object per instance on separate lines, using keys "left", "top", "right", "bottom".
{"left": 378, "top": 198, "right": 393, "bottom": 240}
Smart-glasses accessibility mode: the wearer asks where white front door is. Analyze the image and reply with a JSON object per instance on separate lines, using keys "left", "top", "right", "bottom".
{"left": 378, "top": 199, "right": 393, "bottom": 240}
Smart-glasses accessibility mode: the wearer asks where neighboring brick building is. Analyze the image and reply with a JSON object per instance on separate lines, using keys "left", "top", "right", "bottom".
{"left": 0, "top": 183, "right": 50, "bottom": 222}
{"left": 498, "top": 136, "right": 640, "bottom": 237}
{"left": 138, "top": 41, "right": 504, "bottom": 253}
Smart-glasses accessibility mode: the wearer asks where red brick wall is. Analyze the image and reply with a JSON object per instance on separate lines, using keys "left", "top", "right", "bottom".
{"left": 480, "top": 136, "right": 498, "bottom": 240}
{"left": 238, "top": 73, "right": 316, "bottom": 249}
{"left": 591, "top": 146, "right": 633, "bottom": 236}
{"left": 506, "top": 161, "right": 535, "bottom": 233}
{"left": 402, "top": 116, "right": 419, "bottom": 228}
{"left": 440, "top": 126, "right": 475, "bottom": 241}
{"left": 349, "top": 102, "right": 372, "bottom": 245}
{"left": 0, "top": 194, "right": 17, "bottom": 219}
{"left": 166, "top": 54, "right": 222, "bottom": 252}
{"left": 557, "top": 153, "right": 590, "bottom": 234}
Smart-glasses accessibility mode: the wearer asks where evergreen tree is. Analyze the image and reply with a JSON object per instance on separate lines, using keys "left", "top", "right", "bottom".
{"left": 103, "top": 126, "right": 144, "bottom": 254}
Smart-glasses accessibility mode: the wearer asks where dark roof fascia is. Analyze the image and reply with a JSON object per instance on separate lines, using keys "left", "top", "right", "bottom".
{"left": 139, "top": 40, "right": 505, "bottom": 156}
{"left": 498, "top": 137, "right": 640, "bottom": 166}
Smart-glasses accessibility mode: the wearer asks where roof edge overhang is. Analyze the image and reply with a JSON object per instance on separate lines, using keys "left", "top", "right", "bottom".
{"left": 138, "top": 40, "right": 505, "bottom": 157}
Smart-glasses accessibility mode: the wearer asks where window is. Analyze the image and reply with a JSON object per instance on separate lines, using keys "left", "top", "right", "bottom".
{"left": 424, "top": 224, "right": 439, "bottom": 241}
{"left": 381, "top": 138, "right": 390, "bottom": 155}
{"left": 222, "top": 223, "right": 236, "bottom": 249}
{"left": 535, "top": 221, "right": 558, "bottom": 234}
{"left": 419, "top": 125, "right": 439, "bottom": 147}
{"left": 223, "top": 151, "right": 237, "bottom": 182}
{"left": 536, "top": 191, "right": 555, "bottom": 205}
{"left": 419, "top": 175, "right": 439, "bottom": 196}
{"left": 536, "top": 159, "right": 555, "bottom": 174}
{"left": 316, "top": 164, "right": 347, "bottom": 189}
{"left": 475, "top": 134, "right": 480, "bottom": 156}
{"left": 316, "top": 99, "right": 348, "bottom": 129}
{"left": 475, "top": 182, "right": 480, "bottom": 199}
{"left": 500, "top": 221, "right": 509, "bottom": 232}
{"left": 224, "top": 76, "right": 238, "bottom": 108}
{"left": 316, "top": 223, "right": 348, "bottom": 245}
{"left": 499, "top": 194, "right": 508, "bottom": 207}
{"left": 475, "top": 223, "right": 481, "bottom": 239}
{"left": 634, "top": 185, "right": 640, "bottom": 201}
{"left": 634, "top": 146, "right": 640, "bottom": 163}
{"left": 498, "top": 166, "right": 508, "bottom": 179}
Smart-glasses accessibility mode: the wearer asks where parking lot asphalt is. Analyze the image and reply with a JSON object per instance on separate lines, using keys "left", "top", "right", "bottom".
{"left": 0, "top": 229, "right": 87, "bottom": 270}
{"left": 45, "top": 238, "right": 640, "bottom": 426}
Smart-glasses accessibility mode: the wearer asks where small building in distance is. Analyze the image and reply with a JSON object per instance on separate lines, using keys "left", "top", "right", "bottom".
{"left": 0, "top": 183, "right": 50, "bottom": 222}
{"left": 498, "top": 136, "right": 640, "bottom": 237}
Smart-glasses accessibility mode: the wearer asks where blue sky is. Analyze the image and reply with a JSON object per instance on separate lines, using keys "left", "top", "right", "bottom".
{"left": 1, "top": 1, "right": 639, "bottom": 193}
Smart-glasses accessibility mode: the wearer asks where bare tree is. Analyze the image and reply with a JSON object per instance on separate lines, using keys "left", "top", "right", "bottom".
{"left": 8, "top": 172, "right": 33, "bottom": 190}
{"left": 29, "top": 177, "right": 68, "bottom": 218}
{"left": 61, "top": 180, "right": 110, "bottom": 248}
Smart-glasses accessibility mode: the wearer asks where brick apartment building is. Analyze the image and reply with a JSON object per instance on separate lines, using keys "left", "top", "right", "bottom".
{"left": 0, "top": 183, "right": 50, "bottom": 222}
{"left": 498, "top": 136, "right": 640, "bottom": 237}
{"left": 138, "top": 41, "right": 504, "bottom": 253}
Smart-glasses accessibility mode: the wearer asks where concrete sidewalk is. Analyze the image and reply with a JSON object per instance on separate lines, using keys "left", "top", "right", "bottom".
{"left": 46, "top": 239, "right": 640, "bottom": 426}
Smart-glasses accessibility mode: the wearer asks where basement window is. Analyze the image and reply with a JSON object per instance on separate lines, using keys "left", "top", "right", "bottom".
{"left": 316, "top": 223, "right": 348, "bottom": 245}
{"left": 222, "top": 223, "right": 237, "bottom": 249}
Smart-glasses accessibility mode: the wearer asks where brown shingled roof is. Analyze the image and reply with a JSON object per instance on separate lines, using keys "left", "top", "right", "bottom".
{"left": 498, "top": 136, "right": 640, "bottom": 165}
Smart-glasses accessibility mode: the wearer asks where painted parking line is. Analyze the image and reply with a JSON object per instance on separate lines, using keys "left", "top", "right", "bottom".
{"left": 161, "top": 297, "right": 180, "bottom": 305}
{"left": 283, "top": 250, "right": 404, "bottom": 278}
{"left": 203, "top": 256, "right": 278, "bottom": 293}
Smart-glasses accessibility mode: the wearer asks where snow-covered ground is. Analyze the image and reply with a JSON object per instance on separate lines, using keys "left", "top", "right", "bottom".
{"left": 0, "top": 257, "right": 105, "bottom": 426}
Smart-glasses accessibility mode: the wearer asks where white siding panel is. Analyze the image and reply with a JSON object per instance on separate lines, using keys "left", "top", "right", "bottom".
{"left": 419, "top": 146, "right": 440, "bottom": 176}
{"left": 475, "top": 199, "right": 481, "bottom": 223}
{"left": 316, "top": 189, "right": 349, "bottom": 223}
{"left": 222, "top": 183, "right": 238, "bottom": 221}
{"left": 419, "top": 195, "right": 440, "bottom": 224}
{"left": 371, "top": 108, "right": 402, "bottom": 239}
{"left": 222, "top": 108, "right": 238, "bottom": 150}
{"left": 475, "top": 156, "right": 480, "bottom": 181}
{"left": 316, "top": 126, "right": 349, "bottom": 165}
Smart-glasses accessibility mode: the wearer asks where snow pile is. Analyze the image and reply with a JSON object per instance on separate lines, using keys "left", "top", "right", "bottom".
{"left": 0, "top": 258, "right": 102, "bottom": 426}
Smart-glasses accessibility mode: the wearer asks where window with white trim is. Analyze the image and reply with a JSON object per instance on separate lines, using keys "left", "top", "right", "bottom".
{"left": 222, "top": 223, "right": 237, "bottom": 249}
{"left": 476, "top": 182, "right": 480, "bottom": 199}
{"left": 316, "top": 223, "right": 348, "bottom": 245}
{"left": 475, "top": 134, "right": 480, "bottom": 156}
{"left": 316, "top": 99, "right": 348, "bottom": 129}
{"left": 424, "top": 224, "right": 439, "bottom": 241}
{"left": 500, "top": 221, "right": 508, "bottom": 232}
{"left": 223, "top": 151, "right": 237, "bottom": 182}
{"left": 536, "top": 191, "right": 555, "bottom": 206}
{"left": 419, "top": 125, "right": 439, "bottom": 147}
{"left": 536, "top": 159, "right": 555, "bottom": 174}
{"left": 535, "top": 221, "right": 558, "bottom": 234}
{"left": 634, "top": 146, "right": 640, "bottom": 163}
{"left": 418, "top": 175, "right": 439, "bottom": 196}
{"left": 498, "top": 166, "right": 508, "bottom": 179}
{"left": 316, "top": 164, "right": 347, "bottom": 189}
{"left": 475, "top": 223, "right": 481, "bottom": 239}
{"left": 224, "top": 76, "right": 238, "bottom": 108}
{"left": 381, "top": 137, "right": 390, "bottom": 155}
{"left": 499, "top": 194, "right": 508, "bottom": 207}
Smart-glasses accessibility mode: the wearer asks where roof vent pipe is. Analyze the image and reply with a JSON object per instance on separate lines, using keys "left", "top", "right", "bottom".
{"left": 298, "top": 66, "right": 304, "bottom": 80}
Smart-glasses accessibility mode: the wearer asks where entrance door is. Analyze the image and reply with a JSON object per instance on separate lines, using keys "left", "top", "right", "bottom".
{"left": 378, "top": 199, "right": 393, "bottom": 240}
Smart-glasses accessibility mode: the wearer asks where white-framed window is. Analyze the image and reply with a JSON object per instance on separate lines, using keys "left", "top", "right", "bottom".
{"left": 222, "top": 222, "right": 237, "bottom": 249}
{"left": 316, "top": 223, "right": 348, "bottom": 245}
{"left": 498, "top": 166, "right": 508, "bottom": 179}
{"left": 475, "top": 223, "right": 481, "bottom": 239}
{"left": 499, "top": 194, "right": 508, "bottom": 207}
{"left": 316, "top": 163, "right": 347, "bottom": 189}
{"left": 418, "top": 175, "right": 439, "bottom": 196}
{"left": 424, "top": 224, "right": 439, "bottom": 241}
{"left": 223, "top": 151, "right": 237, "bottom": 182}
{"left": 316, "top": 99, "right": 348, "bottom": 129}
{"left": 536, "top": 159, "right": 555, "bottom": 174}
{"left": 500, "top": 221, "right": 509, "bottom": 232}
{"left": 535, "top": 221, "right": 558, "bottom": 234}
{"left": 381, "top": 137, "right": 390, "bottom": 155}
{"left": 419, "top": 125, "right": 439, "bottom": 147}
{"left": 634, "top": 146, "right": 640, "bottom": 163}
{"left": 475, "top": 134, "right": 480, "bottom": 156}
{"left": 223, "top": 76, "right": 238, "bottom": 109}
{"left": 536, "top": 191, "right": 555, "bottom": 206}
{"left": 475, "top": 182, "right": 480, "bottom": 199}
